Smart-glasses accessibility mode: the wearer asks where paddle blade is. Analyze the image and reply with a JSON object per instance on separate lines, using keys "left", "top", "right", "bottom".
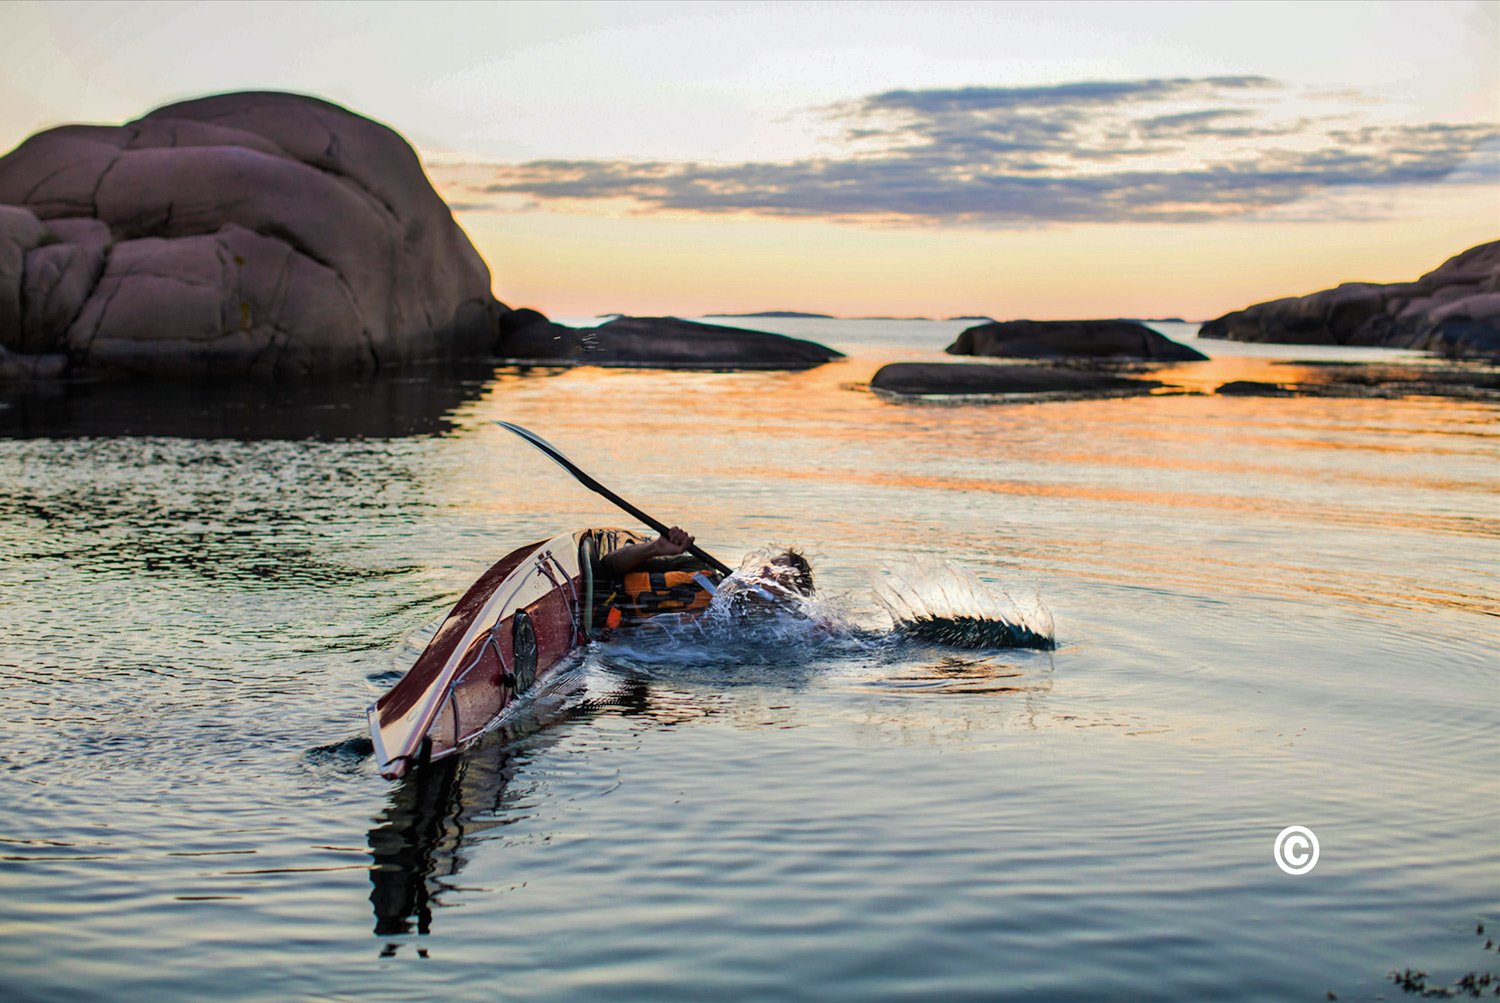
{"left": 494, "top": 421, "right": 595, "bottom": 487}
{"left": 493, "top": 421, "right": 734, "bottom": 577}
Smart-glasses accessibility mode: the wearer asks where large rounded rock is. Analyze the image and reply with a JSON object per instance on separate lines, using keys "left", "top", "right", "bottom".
{"left": 946, "top": 319, "right": 1207, "bottom": 361}
{"left": 1199, "top": 242, "right": 1500, "bottom": 358}
{"left": 0, "top": 92, "right": 500, "bottom": 377}
{"left": 498, "top": 313, "right": 844, "bottom": 369}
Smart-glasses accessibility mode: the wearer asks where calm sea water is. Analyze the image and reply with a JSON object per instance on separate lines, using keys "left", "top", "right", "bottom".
{"left": 0, "top": 320, "right": 1495, "bottom": 1002}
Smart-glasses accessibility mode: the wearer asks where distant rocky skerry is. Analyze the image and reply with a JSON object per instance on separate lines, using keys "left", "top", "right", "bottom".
{"left": 947, "top": 319, "right": 1207, "bottom": 362}
{"left": 0, "top": 91, "right": 500, "bottom": 379}
{"left": 870, "top": 362, "right": 1165, "bottom": 399}
{"left": 867, "top": 317, "right": 1201, "bottom": 402}
{"left": 1200, "top": 241, "right": 1500, "bottom": 358}
{"left": 498, "top": 312, "right": 843, "bottom": 369}
{"left": 1215, "top": 364, "right": 1500, "bottom": 401}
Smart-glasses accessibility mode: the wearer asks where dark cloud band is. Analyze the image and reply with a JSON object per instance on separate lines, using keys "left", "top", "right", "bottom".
{"left": 448, "top": 77, "right": 1497, "bottom": 225}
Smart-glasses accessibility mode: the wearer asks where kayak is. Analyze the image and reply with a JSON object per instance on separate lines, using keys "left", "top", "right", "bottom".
{"left": 368, "top": 527, "right": 652, "bottom": 779}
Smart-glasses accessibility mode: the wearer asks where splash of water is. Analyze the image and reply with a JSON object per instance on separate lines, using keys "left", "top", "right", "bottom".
{"left": 866, "top": 558, "right": 1055, "bottom": 650}
{"left": 601, "top": 548, "right": 864, "bottom": 669}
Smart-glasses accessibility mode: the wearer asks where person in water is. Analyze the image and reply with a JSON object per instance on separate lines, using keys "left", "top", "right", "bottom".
{"left": 599, "top": 526, "right": 814, "bottom": 628}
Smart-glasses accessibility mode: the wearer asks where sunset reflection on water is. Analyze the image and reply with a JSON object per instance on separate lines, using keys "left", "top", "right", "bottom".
{"left": 0, "top": 322, "right": 1495, "bottom": 1001}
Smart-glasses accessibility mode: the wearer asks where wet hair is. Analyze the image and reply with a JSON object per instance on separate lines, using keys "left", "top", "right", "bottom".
{"left": 772, "top": 548, "right": 814, "bottom": 596}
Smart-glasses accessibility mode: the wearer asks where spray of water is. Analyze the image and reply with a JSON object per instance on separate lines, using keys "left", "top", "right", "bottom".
{"left": 600, "top": 547, "right": 864, "bottom": 669}
{"left": 866, "top": 558, "right": 1055, "bottom": 650}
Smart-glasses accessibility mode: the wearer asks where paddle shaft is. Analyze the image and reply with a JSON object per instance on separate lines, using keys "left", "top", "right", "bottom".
{"left": 495, "top": 422, "right": 735, "bottom": 577}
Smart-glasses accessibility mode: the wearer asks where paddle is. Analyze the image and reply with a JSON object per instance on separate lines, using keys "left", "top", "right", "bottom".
{"left": 494, "top": 421, "right": 735, "bottom": 577}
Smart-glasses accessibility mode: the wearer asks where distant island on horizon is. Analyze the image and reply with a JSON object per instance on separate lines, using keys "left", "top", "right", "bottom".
{"left": 703, "top": 312, "right": 986, "bottom": 322}
{"left": 698, "top": 312, "right": 1196, "bottom": 325}
{"left": 705, "top": 311, "right": 835, "bottom": 319}
{"left": 604, "top": 311, "right": 1200, "bottom": 328}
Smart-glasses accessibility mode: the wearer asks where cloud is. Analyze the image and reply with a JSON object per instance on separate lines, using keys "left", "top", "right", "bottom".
{"left": 1136, "top": 108, "right": 1257, "bottom": 135}
{"left": 858, "top": 76, "right": 1277, "bottom": 114}
{"left": 446, "top": 77, "right": 1499, "bottom": 226}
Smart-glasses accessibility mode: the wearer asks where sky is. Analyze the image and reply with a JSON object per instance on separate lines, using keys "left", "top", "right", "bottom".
{"left": 1, "top": 0, "right": 1496, "bottom": 320}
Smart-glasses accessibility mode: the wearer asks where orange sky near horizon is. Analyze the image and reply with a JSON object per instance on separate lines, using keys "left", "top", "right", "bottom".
{"left": 454, "top": 193, "right": 1496, "bottom": 322}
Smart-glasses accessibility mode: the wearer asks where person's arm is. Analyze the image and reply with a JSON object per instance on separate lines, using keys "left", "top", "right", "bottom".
{"left": 600, "top": 526, "right": 695, "bottom": 575}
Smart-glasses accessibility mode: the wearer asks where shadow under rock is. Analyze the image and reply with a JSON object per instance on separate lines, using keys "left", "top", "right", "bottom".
{"left": 0, "top": 359, "right": 518, "bottom": 440}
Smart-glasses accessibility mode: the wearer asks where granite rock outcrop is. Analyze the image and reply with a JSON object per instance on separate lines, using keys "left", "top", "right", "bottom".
{"left": 0, "top": 91, "right": 500, "bottom": 378}
{"left": 1199, "top": 242, "right": 1500, "bottom": 358}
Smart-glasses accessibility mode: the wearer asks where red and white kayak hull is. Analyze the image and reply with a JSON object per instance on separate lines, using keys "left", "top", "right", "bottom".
{"left": 369, "top": 528, "right": 647, "bottom": 779}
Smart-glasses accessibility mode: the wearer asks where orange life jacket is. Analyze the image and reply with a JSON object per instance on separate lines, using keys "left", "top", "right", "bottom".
{"left": 605, "top": 570, "right": 717, "bottom": 628}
